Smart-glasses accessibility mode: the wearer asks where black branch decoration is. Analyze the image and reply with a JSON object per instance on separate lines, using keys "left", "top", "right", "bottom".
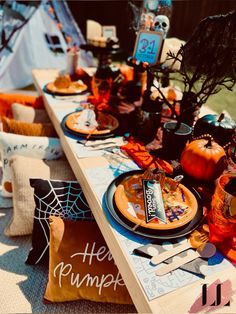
{"left": 161, "top": 10, "right": 236, "bottom": 127}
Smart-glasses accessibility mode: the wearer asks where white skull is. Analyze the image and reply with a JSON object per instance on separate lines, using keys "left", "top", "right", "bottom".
{"left": 153, "top": 15, "right": 170, "bottom": 38}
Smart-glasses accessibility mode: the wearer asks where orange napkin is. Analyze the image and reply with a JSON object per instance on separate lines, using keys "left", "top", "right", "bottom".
{"left": 121, "top": 137, "right": 173, "bottom": 174}
{"left": 87, "top": 95, "right": 118, "bottom": 114}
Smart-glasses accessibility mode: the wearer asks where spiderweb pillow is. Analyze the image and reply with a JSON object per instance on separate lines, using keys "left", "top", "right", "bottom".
{"left": 0, "top": 132, "right": 63, "bottom": 197}
{"left": 4, "top": 155, "right": 76, "bottom": 236}
{"left": 26, "top": 178, "right": 94, "bottom": 265}
{"left": 11, "top": 103, "right": 51, "bottom": 123}
{"left": 2, "top": 117, "right": 57, "bottom": 137}
{"left": 44, "top": 216, "right": 132, "bottom": 304}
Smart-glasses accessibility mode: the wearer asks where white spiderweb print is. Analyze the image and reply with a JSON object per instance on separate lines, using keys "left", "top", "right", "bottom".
{"left": 29, "top": 180, "right": 94, "bottom": 264}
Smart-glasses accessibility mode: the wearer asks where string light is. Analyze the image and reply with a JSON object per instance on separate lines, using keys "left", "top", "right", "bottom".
{"left": 44, "top": 1, "right": 74, "bottom": 48}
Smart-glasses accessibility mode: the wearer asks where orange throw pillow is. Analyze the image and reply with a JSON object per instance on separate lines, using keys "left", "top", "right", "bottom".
{"left": 0, "top": 94, "right": 44, "bottom": 118}
{"left": 2, "top": 117, "right": 57, "bottom": 137}
{"left": 44, "top": 216, "right": 132, "bottom": 305}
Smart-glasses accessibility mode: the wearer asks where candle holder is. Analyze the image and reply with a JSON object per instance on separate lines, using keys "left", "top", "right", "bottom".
{"left": 80, "top": 44, "right": 124, "bottom": 103}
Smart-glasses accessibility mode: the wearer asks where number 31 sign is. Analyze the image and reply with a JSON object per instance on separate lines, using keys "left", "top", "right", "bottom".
{"left": 133, "top": 30, "right": 164, "bottom": 65}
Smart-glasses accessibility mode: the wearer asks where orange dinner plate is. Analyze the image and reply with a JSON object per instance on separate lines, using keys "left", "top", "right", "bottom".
{"left": 114, "top": 173, "right": 198, "bottom": 230}
{"left": 65, "top": 111, "right": 119, "bottom": 135}
{"left": 46, "top": 81, "right": 87, "bottom": 95}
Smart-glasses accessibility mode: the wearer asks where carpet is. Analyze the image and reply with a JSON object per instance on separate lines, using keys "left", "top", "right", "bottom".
{"left": 0, "top": 165, "right": 13, "bottom": 208}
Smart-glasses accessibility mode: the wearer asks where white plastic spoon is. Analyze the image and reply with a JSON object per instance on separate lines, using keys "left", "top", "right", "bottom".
{"left": 155, "top": 242, "right": 216, "bottom": 276}
{"left": 151, "top": 240, "right": 194, "bottom": 265}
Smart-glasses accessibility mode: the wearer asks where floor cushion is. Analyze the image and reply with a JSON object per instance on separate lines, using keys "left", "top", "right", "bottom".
{"left": 0, "top": 94, "right": 44, "bottom": 118}
{"left": 2, "top": 117, "right": 57, "bottom": 137}
{"left": 26, "top": 178, "right": 93, "bottom": 265}
{"left": 0, "top": 132, "right": 63, "bottom": 197}
{"left": 11, "top": 103, "right": 50, "bottom": 123}
{"left": 5, "top": 156, "right": 76, "bottom": 236}
{"left": 44, "top": 216, "right": 132, "bottom": 304}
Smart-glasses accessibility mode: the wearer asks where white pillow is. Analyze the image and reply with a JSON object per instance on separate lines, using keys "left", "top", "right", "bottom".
{"left": 5, "top": 155, "right": 76, "bottom": 236}
{"left": 11, "top": 103, "right": 51, "bottom": 123}
{"left": 0, "top": 132, "right": 63, "bottom": 197}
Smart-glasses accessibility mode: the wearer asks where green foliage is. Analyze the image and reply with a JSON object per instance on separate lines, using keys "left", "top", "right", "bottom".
{"left": 167, "top": 10, "right": 236, "bottom": 105}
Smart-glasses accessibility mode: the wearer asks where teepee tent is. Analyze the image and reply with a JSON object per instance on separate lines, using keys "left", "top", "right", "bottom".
{"left": 0, "top": 0, "right": 93, "bottom": 90}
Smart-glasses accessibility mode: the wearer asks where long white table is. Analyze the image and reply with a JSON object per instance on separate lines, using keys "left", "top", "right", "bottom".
{"left": 32, "top": 68, "right": 236, "bottom": 313}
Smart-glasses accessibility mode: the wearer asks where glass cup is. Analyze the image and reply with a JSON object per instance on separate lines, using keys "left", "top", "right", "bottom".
{"left": 208, "top": 173, "right": 236, "bottom": 263}
{"left": 228, "top": 134, "right": 236, "bottom": 164}
{"left": 91, "top": 75, "right": 113, "bottom": 103}
{"left": 66, "top": 51, "right": 79, "bottom": 76}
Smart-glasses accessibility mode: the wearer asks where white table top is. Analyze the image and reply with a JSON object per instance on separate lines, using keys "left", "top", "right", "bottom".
{"left": 32, "top": 68, "right": 236, "bottom": 314}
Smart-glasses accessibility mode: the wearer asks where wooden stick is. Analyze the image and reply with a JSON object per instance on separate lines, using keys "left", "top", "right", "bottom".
{"left": 155, "top": 250, "right": 199, "bottom": 276}
{"left": 84, "top": 127, "right": 97, "bottom": 146}
{"left": 132, "top": 221, "right": 142, "bottom": 231}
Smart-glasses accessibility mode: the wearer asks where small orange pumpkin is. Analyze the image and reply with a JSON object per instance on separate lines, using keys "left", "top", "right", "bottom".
{"left": 180, "top": 137, "right": 227, "bottom": 181}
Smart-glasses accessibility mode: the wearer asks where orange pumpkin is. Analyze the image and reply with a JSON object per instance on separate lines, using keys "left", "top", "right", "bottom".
{"left": 180, "top": 137, "right": 227, "bottom": 181}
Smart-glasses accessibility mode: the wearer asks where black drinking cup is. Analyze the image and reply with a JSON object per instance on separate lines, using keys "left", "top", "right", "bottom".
{"left": 162, "top": 121, "right": 192, "bottom": 159}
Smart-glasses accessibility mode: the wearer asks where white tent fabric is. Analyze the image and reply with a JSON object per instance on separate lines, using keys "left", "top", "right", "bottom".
{"left": 0, "top": 2, "right": 92, "bottom": 90}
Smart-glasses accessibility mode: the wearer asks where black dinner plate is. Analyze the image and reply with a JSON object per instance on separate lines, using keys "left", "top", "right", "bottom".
{"left": 43, "top": 84, "right": 88, "bottom": 96}
{"left": 61, "top": 112, "right": 118, "bottom": 140}
{"left": 105, "top": 170, "right": 204, "bottom": 240}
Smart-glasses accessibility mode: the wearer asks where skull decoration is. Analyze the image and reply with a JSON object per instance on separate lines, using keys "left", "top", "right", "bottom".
{"left": 153, "top": 15, "right": 170, "bottom": 38}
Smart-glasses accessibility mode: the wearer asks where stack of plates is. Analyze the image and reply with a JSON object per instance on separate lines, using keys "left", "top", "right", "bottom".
{"left": 44, "top": 81, "right": 88, "bottom": 96}
{"left": 61, "top": 111, "right": 119, "bottom": 140}
{"left": 105, "top": 170, "right": 204, "bottom": 240}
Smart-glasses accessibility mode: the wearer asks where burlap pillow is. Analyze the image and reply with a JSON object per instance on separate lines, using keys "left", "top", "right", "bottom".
{"left": 4, "top": 156, "right": 76, "bottom": 237}
{"left": 2, "top": 117, "right": 57, "bottom": 137}
{"left": 44, "top": 216, "right": 132, "bottom": 304}
{"left": 0, "top": 132, "right": 63, "bottom": 197}
{"left": 11, "top": 103, "right": 50, "bottom": 123}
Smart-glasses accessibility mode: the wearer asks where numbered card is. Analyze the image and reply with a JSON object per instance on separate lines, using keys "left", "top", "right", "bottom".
{"left": 133, "top": 30, "right": 164, "bottom": 65}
